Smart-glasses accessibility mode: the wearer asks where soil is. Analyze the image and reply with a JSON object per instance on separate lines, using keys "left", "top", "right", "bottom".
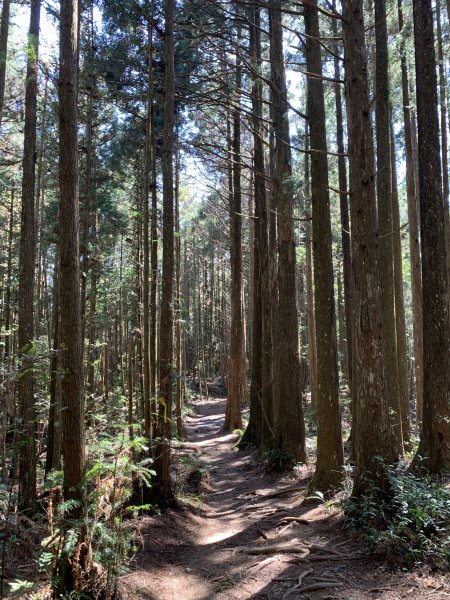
{"left": 120, "top": 383, "right": 450, "bottom": 600}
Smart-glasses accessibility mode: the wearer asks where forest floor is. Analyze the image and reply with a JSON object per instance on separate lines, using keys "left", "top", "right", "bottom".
{"left": 120, "top": 382, "right": 450, "bottom": 600}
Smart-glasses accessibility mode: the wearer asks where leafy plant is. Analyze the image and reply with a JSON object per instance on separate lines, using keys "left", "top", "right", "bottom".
{"left": 8, "top": 579, "right": 35, "bottom": 597}
{"left": 343, "top": 465, "right": 450, "bottom": 568}
{"left": 43, "top": 430, "right": 154, "bottom": 598}
{"left": 262, "top": 448, "right": 297, "bottom": 473}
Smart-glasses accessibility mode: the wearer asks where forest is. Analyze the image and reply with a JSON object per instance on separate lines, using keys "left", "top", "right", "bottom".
{"left": 0, "top": 0, "right": 450, "bottom": 598}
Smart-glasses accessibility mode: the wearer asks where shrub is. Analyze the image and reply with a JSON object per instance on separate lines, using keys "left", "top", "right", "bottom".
{"left": 44, "top": 431, "right": 154, "bottom": 599}
{"left": 343, "top": 465, "right": 450, "bottom": 568}
{"left": 262, "top": 448, "right": 297, "bottom": 473}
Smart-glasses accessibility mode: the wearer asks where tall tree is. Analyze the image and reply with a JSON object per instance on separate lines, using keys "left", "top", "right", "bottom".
{"left": 269, "top": 0, "right": 306, "bottom": 462}
{"left": 390, "top": 115, "right": 410, "bottom": 447}
{"left": 374, "top": 0, "right": 403, "bottom": 455}
{"left": 398, "top": 0, "right": 423, "bottom": 422}
{"left": 412, "top": 0, "right": 450, "bottom": 472}
{"left": 154, "top": 0, "right": 175, "bottom": 503}
{"left": 224, "top": 45, "right": 245, "bottom": 432}
{"left": 304, "top": 0, "right": 343, "bottom": 491}
{"left": 142, "top": 14, "right": 153, "bottom": 441}
{"left": 59, "top": 0, "right": 84, "bottom": 508}
{"left": 342, "top": 0, "right": 392, "bottom": 492}
{"left": 240, "top": 6, "right": 264, "bottom": 448}
{"left": 332, "top": 4, "right": 352, "bottom": 394}
{"left": 17, "top": 0, "right": 41, "bottom": 514}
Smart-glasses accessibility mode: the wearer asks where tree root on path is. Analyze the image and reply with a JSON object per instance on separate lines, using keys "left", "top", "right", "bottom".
{"left": 289, "top": 553, "right": 367, "bottom": 563}
{"left": 277, "top": 516, "right": 311, "bottom": 527}
{"left": 248, "top": 554, "right": 283, "bottom": 574}
{"left": 243, "top": 545, "right": 308, "bottom": 555}
{"left": 256, "top": 486, "right": 307, "bottom": 500}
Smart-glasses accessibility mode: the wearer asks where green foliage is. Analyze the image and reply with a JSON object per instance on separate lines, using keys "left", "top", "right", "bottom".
{"left": 343, "top": 466, "right": 450, "bottom": 568}
{"left": 262, "top": 448, "right": 297, "bottom": 473}
{"left": 214, "top": 578, "right": 235, "bottom": 593}
{"left": 43, "top": 430, "right": 154, "bottom": 598}
{"left": 8, "top": 578, "right": 35, "bottom": 597}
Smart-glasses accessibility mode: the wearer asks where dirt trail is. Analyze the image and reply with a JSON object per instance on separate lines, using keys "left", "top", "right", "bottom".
{"left": 120, "top": 386, "right": 449, "bottom": 600}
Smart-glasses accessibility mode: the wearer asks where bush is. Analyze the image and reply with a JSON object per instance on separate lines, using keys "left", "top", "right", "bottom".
{"left": 44, "top": 431, "right": 154, "bottom": 599}
{"left": 343, "top": 466, "right": 450, "bottom": 568}
{"left": 262, "top": 448, "right": 297, "bottom": 473}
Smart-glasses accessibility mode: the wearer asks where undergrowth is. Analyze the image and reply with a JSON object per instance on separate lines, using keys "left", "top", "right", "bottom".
{"left": 262, "top": 448, "right": 297, "bottom": 473}
{"left": 5, "top": 429, "right": 153, "bottom": 599}
{"left": 343, "top": 464, "right": 450, "bottom": 569}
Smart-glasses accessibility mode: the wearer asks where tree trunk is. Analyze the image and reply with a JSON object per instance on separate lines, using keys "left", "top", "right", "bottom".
{"left": 269, "top": 0, "right": 306, "bottom": 462}
{"left": 142, "top": 14, "right": 153, "bottom": 441}
{"left": 240, "top": 5, "right": 271, "bottom": 448}
{"left": 17, "top": 0, "right": 41, "bottom": 514}
{"left": 154, "top": 0, "right": 175, "bottom": 504}
{"left": 332, "top": 2, "right": 352, "bottom": 396}
{"left": 0, "top": 0, "right": 11, "bottom": 131}
{"left": 149, "top": 5, "right": 158, "bottom": 424}
{"left": 304, "top": 0, "right": 343, "bottom": 491}
{"left": 436, "top": 0, "right": 450, "bottom": 309}
{"left": 57, "top": 0, "right": 88, "bottom": 590}
{"left": 175, "top": 133, "right": 184, "bottom": 439}
{"left": 375, "top": 0, "right": 403, "bottom": 456}
{"left": 45, "top": 250, "right": 61, "bottom": 475}
{"left": 59, "top": 0, "right": 84, "bottom": 502}
{"left": 390, "top": 115, "right": 410, "bottom": 447}
{"left": 412, "top": 0, "right": 450, "bottom": 472}
{"left": 1, "top": 188, "right": 14, "bottom": 480}
{"left": 342, "top": 0, "right": 392, "bottom": 493}
{"left": 224, "top": 48, "right": 245, "bottom": 432}
{"left": 398, "top": 0, "right": 423, "bottom": 424}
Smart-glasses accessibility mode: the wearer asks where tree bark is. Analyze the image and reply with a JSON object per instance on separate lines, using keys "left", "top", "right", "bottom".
{"left": 59, "top": 0, "right": 85, "bottom": 509}
{"left": 332, "top": 10, "right": 352, "bottom": 395}
{"left": 0, "top": 0, "right": 11, "bottom": 131}
{"left": 269, "top": 0, "right": 306, "bottom": 462}
{"left": 342, "top": 0, "right": 392, "bottom": 493}
{"left": 390, "top": 115, "right": 410, "bottom": 447}
{"left": 304, "top": 0, "right": 343, "bottom": 491}
{"left": 224, "top": 47, "right": 246, "bottom": 432}
{"left": 240, "top": 5, "right": 271, "bottom": 448}
{"left": 154, "top": 0, "right": 175, "bottom": 504}
{"left": 17, "top": 0, "right": 41, "bottom": 514}
{"left": 412, "top": 0, "right": 450, "bottom": 472}
{"left": 397, "top": 0, "right": 423, "bottom": 424}
{"left": 375, "top": 0, "right": 403, "bottom": 456}
{"left": 142, "top": 14, "right": 153, "bottom": 441}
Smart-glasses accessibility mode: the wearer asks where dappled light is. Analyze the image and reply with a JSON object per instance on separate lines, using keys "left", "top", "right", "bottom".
{"left": 1, "top": 0, "right": 450, "bottom": 598}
